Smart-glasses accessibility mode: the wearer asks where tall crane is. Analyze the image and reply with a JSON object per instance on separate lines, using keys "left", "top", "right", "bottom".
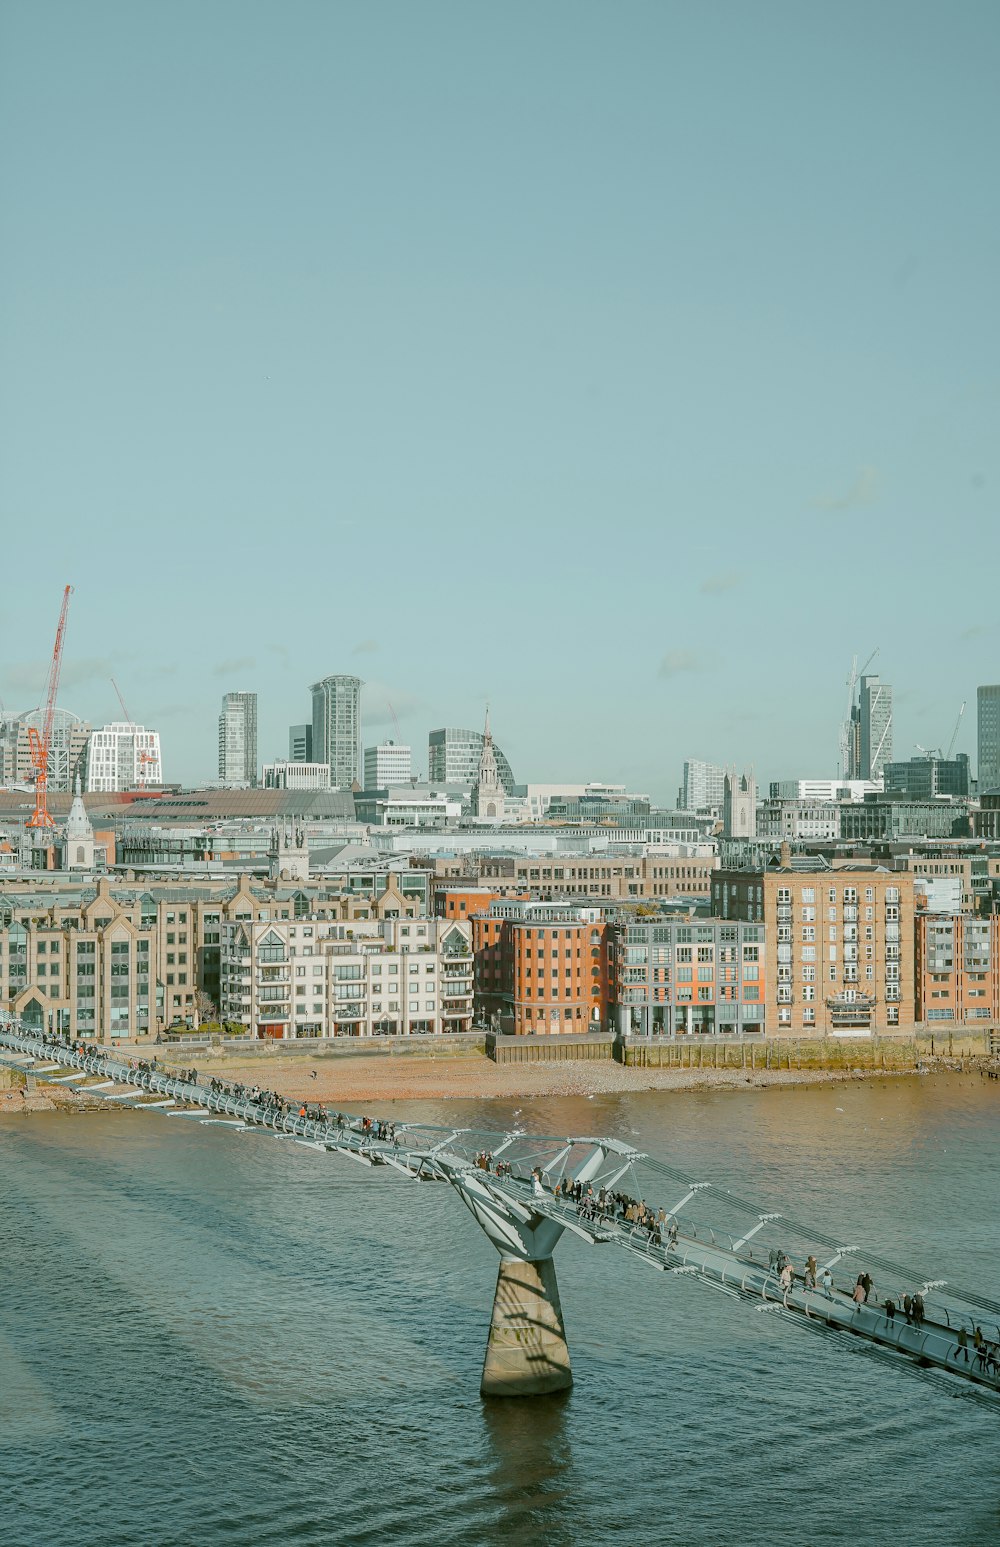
{"left": 946, "top": 701, "right": 966, "bottom": 761}
{"left": 26, "top": 585, "right": 73, "bottom": 829}
{"left": 839, "top": 647, "right": 878, "bottom": 778}
{"left": 111, "top": 678, "right": 156, "bottom": 788}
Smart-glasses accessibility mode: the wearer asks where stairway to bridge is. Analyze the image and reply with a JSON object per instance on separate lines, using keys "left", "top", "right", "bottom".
{"left": 2, "top": 1016, "right": 999, "bottom": 1410}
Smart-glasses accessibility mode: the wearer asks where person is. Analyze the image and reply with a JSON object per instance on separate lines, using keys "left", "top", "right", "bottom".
{"left": 912, "top": 1292, "right": 925, "bottom": 1326}
{"left": 779, "top": 1262, "right": 793, "bottom": 1293}
{"left": 861, "top": 1271, "right": 874, "bottom": 1303}
{"left": 957, "top": 1326, "right": 969, "bottom": 1363}
{"left": 852, "top": 1281, "right": 866, "bottom": 1308}
{"left": 804, "top": 1255, "right": 818, "bottom": 1290}
{"left": 902, "top": 1293, "right": 913, "bottom": 1324}
{"left": 531, "top": 1168, "right": 545, "bottom": 1198}
{"left": 884, "top": 1297, "right": 896, "bottom": 1322}
{"left": 819, "top": 1268, "right": 835, "bottom": 1300}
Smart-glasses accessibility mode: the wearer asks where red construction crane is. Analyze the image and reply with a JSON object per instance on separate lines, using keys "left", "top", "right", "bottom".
{"left": 27, "top": 584, "right": 73, "bottom": 829}
{"left": 111, "top": 677, "right": 156, "bottom": 788}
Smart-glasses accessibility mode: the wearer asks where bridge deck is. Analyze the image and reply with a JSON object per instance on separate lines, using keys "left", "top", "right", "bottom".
{"left": 2, "top": 1021, "right": 998, "bottom": 1413}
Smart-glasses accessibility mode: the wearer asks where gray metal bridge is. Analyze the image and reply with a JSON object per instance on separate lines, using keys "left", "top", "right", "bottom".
{"left": 2, "top": 1018, "right": 999, "bottom": 1409}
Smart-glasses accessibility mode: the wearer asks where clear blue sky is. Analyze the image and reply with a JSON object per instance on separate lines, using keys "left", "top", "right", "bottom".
{"left": 2, "top": 1, "right": 998, "bottom": 798}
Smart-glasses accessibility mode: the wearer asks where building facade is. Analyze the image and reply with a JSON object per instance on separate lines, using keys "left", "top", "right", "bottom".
{"left": 364, "top": 741, "right": 413, "bottom": 787}
{"left": 713, "top": 862, "right": 915, "bottom": 1036}
{"left": 915, "top": 913, "right": 999, "bottom": 1025}
{"left": 978, "top": 685, "right": 1000, "bottom": 794}
{"left": 428, "top": 727, "right": 516, "bottom": 792}
{"left": 860, "top": 674, "right": 893, "bottom": 779}
{"left": 87, "top": 721, "right": 163, "bottom": 792}
{"left": 608, "top": 916, "right": 767, "bottom": 1037}
{"left": 311, "top": 675, "right": 362, "bottom": 789}
{"left": 472, "top": 900, "right": 609, "bottom": 1035}
{"left": 261, "top": 761, "right": 331, "bottom": 791}
{"left": 883, "top": 754, "right": 970, "bottom": 800}
{"left": 477, "top": 852, "right": 718, "bottom": 903}
{"left": 220, "top": 915, "right": 473, "bottom": 1039}
{"left": 218, "top": 692, "right": 258, "bottom": 787}
{"left": 288, "top": 723, "right": 313, "bottom": 762}
{"left": 678, "top": 758, "right": 727, "bottom": 813}
{"left": 1, "top": 707, "right": 91, "bottom": 791}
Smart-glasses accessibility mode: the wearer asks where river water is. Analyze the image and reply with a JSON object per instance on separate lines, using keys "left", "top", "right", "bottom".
{"left": 2, "top": 1074, "right": 999, "bottom": 1547}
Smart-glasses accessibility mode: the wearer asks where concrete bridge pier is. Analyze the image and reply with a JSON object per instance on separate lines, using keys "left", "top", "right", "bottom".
{"left": 481, "top": 1254, "right": 571, "bottom": 1397}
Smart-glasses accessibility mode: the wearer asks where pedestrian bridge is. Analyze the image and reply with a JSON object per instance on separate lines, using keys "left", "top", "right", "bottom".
{"left": 2, "top": 1020, "right": 999, "bottom": 1411}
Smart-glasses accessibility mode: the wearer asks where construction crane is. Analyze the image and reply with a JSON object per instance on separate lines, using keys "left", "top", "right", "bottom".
{"left": 111, "top": 678, "right": 156, "bottom": 788}
{"left": 26, "top": 585, "right": 73, "bottom": 830}
{"left": 946, "top": 701, "right": 966, "bottom": 761}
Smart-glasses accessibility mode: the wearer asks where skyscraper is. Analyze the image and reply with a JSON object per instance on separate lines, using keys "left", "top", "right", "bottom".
{"left": 978, "top": 685, "right": 1000, "bottom": 793}
{"left": 427, "top": 727, "right": 516, "bottom": 791}
{"left": 218, "top": 692, "right": 258, "bottom": 787}
{"left": 311, "top": 675, "right": 362, "bottom": 788}
{"left": 859, "top": 674, "right": 892, "bottom": 779}
{"left": 288, "top": 723, "right": 312, "bottom": 762}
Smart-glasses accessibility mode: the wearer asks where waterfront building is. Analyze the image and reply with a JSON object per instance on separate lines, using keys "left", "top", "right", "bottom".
{"left": 608, "top": 916, "right": 767, "bottom": 1037}
{"left": 0, "top": 707, "right": 91, "bottom": 791}
{"left": 915, "top": 913, "right": 999, "bottom": 1025}
{"left": 678, "top": 758, "right": 727, "bottom": 813}
{"left": 978, "top": 685, "right": 1000, "bottom": 793}
{"left": 712, "top": 858, "right": 916, "bottom": 1036}
{"left": 311, "top": 675, "right": 362, "bottom": 789}
{"left": 428, "top": 726, "right": 515, "bottom": 792}
{"left": 471, "top": 900, "right": 609, "bottom": 1035}
{"left": 288, "top": 723, "right": 312, "bottom": 762}
{"left": 883, "top": 754, "right": 970, "bottom": 800}
{"left": 219, "top": 915, "right": 473, "bottom": 1039}
{"left": 218, "top": 692, "right": 257, "bottom": 787}
{"left": 859, "top": 674, "right": 893, "bottom": 779}
{"left": 364, "top": 741, "right": 412, "bottom": 788}
{"left": 87, "top": 721, "right": 163, "bottom": 792}
{"left": 261, "top": 761, "right": 331, "bottom": 791}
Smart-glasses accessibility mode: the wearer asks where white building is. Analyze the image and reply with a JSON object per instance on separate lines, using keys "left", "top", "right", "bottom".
{"left": 679, "top": 759, "right": 727, "bottom": 813}
{"left": 86, "top": 722, "right": 162, "bottom": 792}
{"left": 364, "top": 741, "right": 413, "bottom": 787}
{"left": 261, "top": 761, "right": 331, "bottom": 791}
{"left": 756, "top": 799, "right": 841, "bottom": 842}
{"left": 770, "top": 779, "right": 882, "bottom": 803}
{"left": 220, "top": 915, "right": 474, "bottom": 1039}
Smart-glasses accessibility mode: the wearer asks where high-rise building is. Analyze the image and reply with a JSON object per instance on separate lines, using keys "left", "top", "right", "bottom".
{"left": 678, "top": 758, "right": 727, "bottom": 813}
{"left": 86, "top": 722, "right": 163, "bottom": 792}
{"left": 288, "top": 723, "right": 312, "bottom": 762}
{"left": 311, "top": 675, "right": 362, "bottom": 789}
{"left": 859, "top": 674, "right": 892, "bottom": 779}
{"left": 218, "top": 692, "right": 258, "bottom": 787}
{"left": 428, "top": 727, "right": 516, "bottom": 792}
{"left": 364, "top": 741, "right": 413, "bottom": 788}
{"left": 978, "top": 685, "right": 1000, "bottom": 794}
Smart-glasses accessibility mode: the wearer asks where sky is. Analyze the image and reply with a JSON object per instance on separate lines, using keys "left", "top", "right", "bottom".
{"left": 2, "top": 0, "right": 999, "bottom": 802}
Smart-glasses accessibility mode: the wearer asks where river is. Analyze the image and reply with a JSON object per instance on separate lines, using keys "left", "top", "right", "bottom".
{"left": 2, "top": 1073, "right": 998, "bottom": 1546}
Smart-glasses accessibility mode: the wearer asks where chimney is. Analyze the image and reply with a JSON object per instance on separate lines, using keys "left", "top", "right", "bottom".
{"left": 779, "top": 841, "right": 792, "bottom": 869}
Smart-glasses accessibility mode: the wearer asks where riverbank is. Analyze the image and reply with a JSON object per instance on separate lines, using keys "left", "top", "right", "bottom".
{"left": 3, "top": 1048, "right": 995, "bottom": 1112}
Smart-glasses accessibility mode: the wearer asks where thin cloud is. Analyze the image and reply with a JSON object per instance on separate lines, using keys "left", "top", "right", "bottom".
{"left": 699, "top": 571, "right": 741, "bottom": 596}
{"left": 352, "top": 639, "right": 379, "bottom": 656}
{"left": 961, "top": 623, "right": 996, "bottom": 641}
{"left": 2, "top": 655, "right": 116, "bottom": 695}
{"left": 658, "top": 650, "right": 713, "bottom": 680}
{"left": 813, "top": 465, "right": 880, "bottom": 511}
{"left": 212, "top": 656, "right": 256, "bottom": 677}
{"left": 361, "top": 682, "right": 424, "bottom": 727}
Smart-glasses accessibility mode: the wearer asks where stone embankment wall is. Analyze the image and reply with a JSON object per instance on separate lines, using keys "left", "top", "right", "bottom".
{"left": 618, "top": 1030, "right": 994, "bottom": 1071}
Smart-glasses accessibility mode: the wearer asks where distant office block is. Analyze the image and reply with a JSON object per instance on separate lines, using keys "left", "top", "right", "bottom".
{"left": 218, "top": 692, "right": 258, "bottom": 787}
{"left": 978, "top": 685, "right": 1000, "bottom": 793}
{"left": 364, "top": 741, "right": 412, "bottom": 788}
{"left": 288, "top": 723, "right": 312, "bottom": 762}
{"left": 428, "top": 727, "right": 515, "bottom": 792}
{"left": 678, "top": 759, "right": 727, "bottom": 813}
{"left": 859, "top": 675, "right": 892, "bottom": 780}
{"left": 311, "top": 675, "right": 362, "bottom": 788}
{"left": 261, "top": 761, "right": 331, "bottom": 791}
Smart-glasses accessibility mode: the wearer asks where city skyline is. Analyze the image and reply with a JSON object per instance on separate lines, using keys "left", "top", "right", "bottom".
{"left": 2, "top": 3, "right": 999, "bottom": 796}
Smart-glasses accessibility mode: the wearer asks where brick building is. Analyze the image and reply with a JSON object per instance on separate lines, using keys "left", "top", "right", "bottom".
{"left": 712, "top": 862, "right": 915, "bottom": 1036}
{"left": 472, "top": 901, "right": 610, "bottom": 1035}
{"left": 608, "top": 916, "right": 766, "bottom": 1036}
{"left": 915, "top": 914, "right": 1000, "bottom": 1026}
